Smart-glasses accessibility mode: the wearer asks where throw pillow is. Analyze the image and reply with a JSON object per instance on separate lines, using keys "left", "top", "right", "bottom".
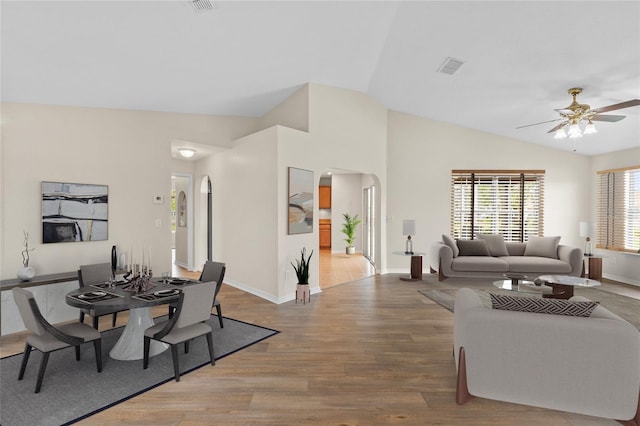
{"left": 442, "top": 234, "right": 459, "bottom": 257}
{"left": 490, "top": 293, "right": 599, "bottom": 317}
{"left": 523, "top": 236, "right": 561, "bottom": 259}
{"left": 456, "top": 239, "right": 490, "bottom": 256}
{"left": 477, "top": 234, "right": 509, "bottom": 257}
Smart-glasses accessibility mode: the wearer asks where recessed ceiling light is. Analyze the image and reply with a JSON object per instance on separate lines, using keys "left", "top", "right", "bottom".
{"left": 179, "top": 148, "right": 196, "bottom": 158}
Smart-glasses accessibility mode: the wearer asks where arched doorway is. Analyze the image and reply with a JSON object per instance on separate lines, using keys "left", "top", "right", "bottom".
{"left": 318, "top": 170, "right": 379, "bottom": 289}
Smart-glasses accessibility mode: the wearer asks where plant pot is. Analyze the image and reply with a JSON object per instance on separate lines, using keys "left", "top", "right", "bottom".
{"left": 17, "top": 266, "right": 35, "bottom": 281}
{"left": 296, "top": 283, "right": 310, "bottom": 304}
{"left": 346, "top": 246, "right": 355, "bottom": 255}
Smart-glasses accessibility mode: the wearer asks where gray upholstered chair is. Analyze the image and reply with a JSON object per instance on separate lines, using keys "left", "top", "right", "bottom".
{"left": 144, "top": 282, "right": 216, "bottom": 382}
{"left": 78, "top": 262, "right": 123, "bottom": 329}
{"left": 169, "top": 261, "right": 226, "bottom": 328}
{"left": 12, "top": 287, "right": 103, "bottom": 393}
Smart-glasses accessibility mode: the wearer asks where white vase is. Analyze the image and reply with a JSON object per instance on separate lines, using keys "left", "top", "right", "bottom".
{"left": 17, "top": 266, "right": 35, "bottom": 281}
{"left": 346, "top": 246, "right": 355, "bottom": 255}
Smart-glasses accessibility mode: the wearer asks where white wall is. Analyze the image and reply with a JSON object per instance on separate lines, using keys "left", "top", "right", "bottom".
{"left": 385, "top": 110, "right": 592, "bottom": 273}
{"left": 590, "top": 147, "right": 640, "bottom": 285}
{"left": 331, "top": 174, "right": 364, "bottom": 253}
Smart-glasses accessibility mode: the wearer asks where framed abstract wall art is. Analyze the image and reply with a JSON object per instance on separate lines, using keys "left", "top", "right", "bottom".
{"left": 42, "top": 181, "right": 108, "bottom": 243}
{"left": 288, "top": 167, "right": 314, "bottom": 235}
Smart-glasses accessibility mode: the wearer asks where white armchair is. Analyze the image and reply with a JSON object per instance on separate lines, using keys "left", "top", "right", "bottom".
{"left": 454, "top": 288, "right": 640, "bottom": 425}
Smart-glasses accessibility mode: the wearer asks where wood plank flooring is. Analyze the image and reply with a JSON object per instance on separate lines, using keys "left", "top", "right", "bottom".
{"left": 2, "top": 270, "right": 637, "bottom": 425}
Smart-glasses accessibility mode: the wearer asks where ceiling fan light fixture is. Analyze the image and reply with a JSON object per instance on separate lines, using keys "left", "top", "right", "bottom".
{"left": 179, "top": 148, "right": 196, "bottom": 158}
{"left": 568, "top": 123, "right": 582, "bottom": 138}
{"left": 554, "top": 127, "right": 568, "bottom": 139}
{"left": 583, "top": 120, "right": 597, "bottom": 135}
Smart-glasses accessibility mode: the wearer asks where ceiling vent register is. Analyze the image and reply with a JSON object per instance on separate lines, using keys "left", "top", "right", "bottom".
{"left": 437, "top": 57, "right": 465, "bottom": 75}
{"left": 191, "top": 0, "right": 214, "bottom": 13}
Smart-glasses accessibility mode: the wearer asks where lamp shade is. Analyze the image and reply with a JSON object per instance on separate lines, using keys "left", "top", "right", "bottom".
{"left": 402, "top": 220, "right": 416, "bottom": 236}
{"left": 579, "top": 222, "right": 591, "bottom": 238}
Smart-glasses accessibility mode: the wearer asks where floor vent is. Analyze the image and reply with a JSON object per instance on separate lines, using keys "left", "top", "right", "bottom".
{"left": 191, "top": 0, "right": 214, "bottom": 13}
{"left": 437, "top": 57, "right": 465, "bottom": 75}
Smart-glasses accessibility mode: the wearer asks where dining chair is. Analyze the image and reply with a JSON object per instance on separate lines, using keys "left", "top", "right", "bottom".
{"left": 78, "top": 262, "right": 123, "bottom": 329}
{"left": 143, "top": 282, "right": 216, "bottom": 382}
{"left": 12, "top": 287, "right": 103, "bottom": 393}
{"left": 169, "top": 261, "right": 226, "bottom": 328}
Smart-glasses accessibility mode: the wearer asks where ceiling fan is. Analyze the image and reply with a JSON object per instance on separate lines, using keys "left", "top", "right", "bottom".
{"left": 517, "top": 88, "right": 640, "bottom": 139}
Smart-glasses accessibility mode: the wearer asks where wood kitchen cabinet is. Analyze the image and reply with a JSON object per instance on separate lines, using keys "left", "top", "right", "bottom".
{"left": 319, "top": 186, "right": 331, "bottom": 209}
{"left": 319, "top": 219, "right": 331, "bottom": 249}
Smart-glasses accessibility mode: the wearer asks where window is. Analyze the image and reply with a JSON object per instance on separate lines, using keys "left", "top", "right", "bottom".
{"left": 451, "top": 170, "right": 545, "bottom": 242}
{"left": 597, "top": 165, "right": 640, "bottom": 253}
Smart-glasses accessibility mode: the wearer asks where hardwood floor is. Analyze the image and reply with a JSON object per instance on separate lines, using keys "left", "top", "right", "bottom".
{"left": 319, "top": 249, "right": 375, "bottom": 289}
{"left": 2, "top": 271, "right": 637, "bottom": 425}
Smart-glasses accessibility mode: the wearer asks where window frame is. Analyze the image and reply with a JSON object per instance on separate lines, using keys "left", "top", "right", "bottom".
{"left": 450, "top": 170, "right": 545, "bottom": 242}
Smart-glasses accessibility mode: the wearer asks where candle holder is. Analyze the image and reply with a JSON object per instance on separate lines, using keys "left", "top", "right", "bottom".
{"left": 122, "top": 268, "right": 155, "bottom": 293}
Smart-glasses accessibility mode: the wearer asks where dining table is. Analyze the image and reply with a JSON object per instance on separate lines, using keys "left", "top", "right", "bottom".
{"left": 66, "top": 277, "right": 198, "bottom": 361}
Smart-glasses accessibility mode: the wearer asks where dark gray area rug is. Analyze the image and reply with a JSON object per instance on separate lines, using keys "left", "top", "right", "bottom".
{"left": 1, "top": 315, "right": 278, "bottom": 426}
{"left": 419, "top": 286, "right": 640, "bottom": 330}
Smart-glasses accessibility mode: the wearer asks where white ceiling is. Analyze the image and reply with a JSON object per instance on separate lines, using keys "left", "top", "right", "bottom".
{"left": 2, "top": 1, "right": 639, "bottom": 156}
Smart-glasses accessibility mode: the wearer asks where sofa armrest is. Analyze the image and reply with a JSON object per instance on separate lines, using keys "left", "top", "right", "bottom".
{"left": 558, "top": 245, "right": 584, "bottom": 276}
{"left": 429, "top": 242, "right": 453, "bottom": 274}
{"left": 453, "top": 288, "right": 483, "bottom": 369}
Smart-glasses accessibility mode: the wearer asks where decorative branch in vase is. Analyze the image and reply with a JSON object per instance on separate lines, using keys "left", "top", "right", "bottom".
{"left": 18, "top": 231, "right": 36, "bottom": 281}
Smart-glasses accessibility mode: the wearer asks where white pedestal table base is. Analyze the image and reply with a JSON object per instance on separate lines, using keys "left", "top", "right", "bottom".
{"left": 110, "top": 307, "right": 168, "bottom": 360}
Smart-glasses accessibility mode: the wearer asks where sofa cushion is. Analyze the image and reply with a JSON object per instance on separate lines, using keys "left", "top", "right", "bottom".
{"left": 452, "top": 256, "right": 509, "bottom": 272}
{"left": 456, "top": 239, "right": 490, "bottom": 256}
{"left": 442, "top": 234, "right": 459, "bottom": 257}
{"left": 478, "top": 234, "right": 509, "bottom": 257}
{"left": 500, "top": 256, "right": 572, "bottom": 274}
{"left": 524, "top": 236, "right": 561, "bottom": 259}
{"left": 490, "top": 293, "right": 599, "bottom": 317}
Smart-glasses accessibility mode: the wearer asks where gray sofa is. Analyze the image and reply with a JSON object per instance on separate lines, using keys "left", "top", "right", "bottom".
{"left": 429, "top": 235, "right": 583, "bottom": 281}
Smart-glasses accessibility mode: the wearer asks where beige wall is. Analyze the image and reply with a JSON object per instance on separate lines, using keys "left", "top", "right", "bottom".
{"left": 590, "top": 147, "right": 640, "bottom": 285}
{"left": 385, "top": 110, "right": 593, "bottom": 273}
{"left": 0, "top": 103, "right": 256, "bottom": 279}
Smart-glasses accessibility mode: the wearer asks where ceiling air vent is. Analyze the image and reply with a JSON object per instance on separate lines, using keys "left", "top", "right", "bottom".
{"left": 191, "top": 0, "right": 214, "bottom": 13}
{"left": 437, "top": 57, "right": 465, "bottom": 75}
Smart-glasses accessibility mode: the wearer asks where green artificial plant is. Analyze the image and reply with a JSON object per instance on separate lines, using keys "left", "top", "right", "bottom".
{"left": 341, "top": 213, "right": 362, "bottom": 247}
{"left": 291, "top": 247, "right": 313, "bottom": 284}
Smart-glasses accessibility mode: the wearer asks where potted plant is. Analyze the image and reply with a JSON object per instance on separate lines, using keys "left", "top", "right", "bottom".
{"left": 18, "top": 230, "right": 36, "bottom": 281}
{"left": 341, "top": 213, "right": 362, "bottom": 254}
{"left": 291, "top": 247, "right": 313, "bottom": 303}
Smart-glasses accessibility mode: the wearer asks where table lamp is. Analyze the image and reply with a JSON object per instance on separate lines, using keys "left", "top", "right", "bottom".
{"left": 579, "top": 221, "right": 592, "bottom": 256}
{"left": 403, "top": 220, "right": 416, "bottom": 255}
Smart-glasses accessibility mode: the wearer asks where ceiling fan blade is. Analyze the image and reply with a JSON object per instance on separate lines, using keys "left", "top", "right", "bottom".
{"left": 590, "top": 114, "right": 626, "bottom": 123}
{"left": 547, "top": 122, "right": 566, "bottom": 134}
{"left": 591, "top": 99, "right": 640, "bottom": 114}
{"left": 516, "top": 118, "right": 562, "bottom": 129}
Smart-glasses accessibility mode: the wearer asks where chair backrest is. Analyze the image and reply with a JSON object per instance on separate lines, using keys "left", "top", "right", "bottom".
{"left": 199, "top": 261, "right": 226, "bottom": 299}
{"left": 78, "top": 263, "right": 112, "bottom": 287}
{"left": 12, "top": 287, "right": 47, "bottom": 336}
{"left": 174, "top": 282, "right": 216, "bottom": 329}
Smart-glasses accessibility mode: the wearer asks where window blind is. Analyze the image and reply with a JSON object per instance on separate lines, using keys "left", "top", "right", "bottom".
{"left": 597, "top": 165, "right": 640, "bottom": 252}
{"left": 451, "top": 170, "right": 545, "bottom": 242}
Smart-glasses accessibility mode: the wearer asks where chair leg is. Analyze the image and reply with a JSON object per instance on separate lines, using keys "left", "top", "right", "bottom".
{"left": 206, "top": 332, "right": 215, "bottom": 366}
{"left": 171, "top": 344, "right": 180, "bottom": 382}
{"left": 18, "top": 343, "right": 32, "bottom": 380}
{"left": 112, "top": 312, "right": 118, "bottom": 327}
{"left": 94, "top": 340, "right": 103, "bottom": 373}
{"left": 93, "top": 316, "right": 99, "bottom": 330}
{"left": 216, "top": 305, "right": 224, "bottom": 328}
{"left": 79, "top": 311, "right": 85, "bottom": 324}
{"left": 143, "top": 337, "right": 150, "bottom": 369}
{"left": 75, "top": 345, "right": 81, "bottom": 361}
{"left": 35, "top": 352, "right": 50, "bottom": 393}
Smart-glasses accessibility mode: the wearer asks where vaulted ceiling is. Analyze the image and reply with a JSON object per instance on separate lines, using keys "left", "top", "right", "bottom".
{"left": 2, "top": 1, "right": 639, "bottom": 156}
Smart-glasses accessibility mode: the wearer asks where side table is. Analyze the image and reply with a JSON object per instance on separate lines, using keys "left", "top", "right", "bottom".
{"left": 584, "top": 255, "right": 605, "bottom": 281}
{"left": 393, "top": 251, "right": 425, "bottom": 281}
